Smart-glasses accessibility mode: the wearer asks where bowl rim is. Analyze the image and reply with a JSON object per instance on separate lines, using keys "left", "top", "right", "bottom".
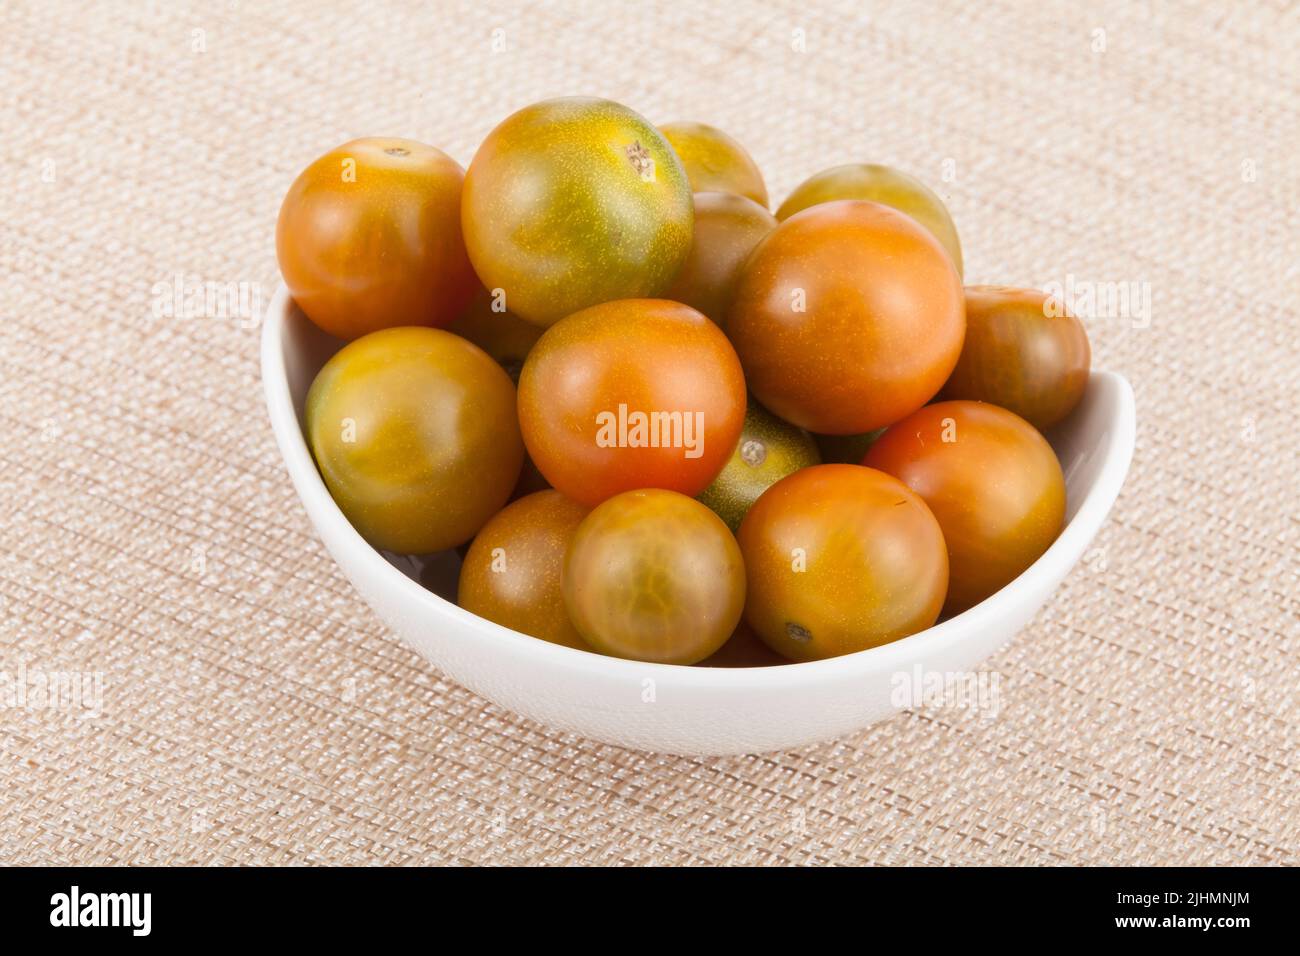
{"left": 261, "top": 283, "right": 1135, "bottom": 688}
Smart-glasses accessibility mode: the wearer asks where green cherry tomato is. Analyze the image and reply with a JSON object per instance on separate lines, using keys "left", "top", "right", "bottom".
{"left": 306, "top": 327, "right": 524, "bottom": 553}
{"left": 776, "top": 163, "right": 963, "bottom": 276}
{"left": 697, "top": 401, "right": 821, "bottom": 531}
{"left": 463, "top": 97, "right": 693, "bottom": 327}
{"left": 659, "top": 121, "right": 769, "bottom": 206}
{"left": 563, "top": 489, "right": 745, "bottom": 664}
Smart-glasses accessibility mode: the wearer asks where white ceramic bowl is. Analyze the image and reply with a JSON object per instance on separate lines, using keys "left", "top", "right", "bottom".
{"left": 261, "top": 285, "right": 1135, "bottom": 755}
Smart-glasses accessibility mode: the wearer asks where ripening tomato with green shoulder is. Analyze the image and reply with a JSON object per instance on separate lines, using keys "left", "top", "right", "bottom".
{"left": 563, "top": 490, "right": 745, "bottom": 664}
{"left": 665, "top": 191, "right": 777, "bottom": 327}
{"left": 863, "top": 400, "right": 1066, "bottom": 614}
{"left": 463, "top": 97, "right": 693, "bottom": 327}
{"left": 697, "top": 400, "right": 820, "bottom": 531}
{"left": 737, "top": 464, "right": 949, "bottom": 662}
{"left": 942, "top": 286, "right": 1091, "bottom": 430}
{"left": 517, "top": 299, "right": 747, "bottom": 507}
{"left": 277, "top": 138, "right": 477, "bottom": 340}
{"left": 728, "top": 200, "right": 965, "bottom": 434}
{"left": 306, "top": 327, "right": 523, "bottom": 553}
{"left": 458, "top": 490, "right": 590, "bottom": 650}
{"left": 776, "top": 163, "right": 963, "bottom": 275}
{"left": 659, "top": 121, "right": 769, "bottom": 206}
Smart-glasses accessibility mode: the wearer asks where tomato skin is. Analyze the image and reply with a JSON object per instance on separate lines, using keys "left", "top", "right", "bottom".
{"left": 277, "top": 138, "right": 477, "bottom": 340}
{"left": 463, "top": 97, "right": 693, "bottom": 327}
{"left": 729, "top": 200, "right": 965, "bottom": 434}
{"left": 517, "top": 299, "right": 747, "bottom": 507}
{"left": 665, "top": 191, "right": 776, "bottom": 328}
{"left": 863, "top": 400, "right": 1065, "bottom": 614}
{"left": 563, "top": 490, "right": 745, "bottom": 664}
{"left": 697, "top": 401, "right": 820, "bottom": 532}
{"left": 458, "top": 490, "right": 590, "bottom": 650}
{"left": 776, "top": 163, "right": 963, "bottom": 275}
{"left": 660, "top": 122, "right": 768, "bottom": 206}
{"left": 737, "top": 464, "right": 948, "bottom": 661}
{"left": 306, "top": 327, "right": 523, "bottom": 553}
{"left": 942, "top": 286, "right": 1091, "bottom": 430}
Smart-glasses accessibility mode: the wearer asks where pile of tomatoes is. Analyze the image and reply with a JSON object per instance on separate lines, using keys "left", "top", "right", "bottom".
{"left": 277, "top": 97, "right": 1090, "bottom": 667}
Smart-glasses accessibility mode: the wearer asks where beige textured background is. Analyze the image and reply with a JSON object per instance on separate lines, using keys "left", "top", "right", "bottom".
{"left": 2, "top": 0, "right": 1297, "bottom": 865}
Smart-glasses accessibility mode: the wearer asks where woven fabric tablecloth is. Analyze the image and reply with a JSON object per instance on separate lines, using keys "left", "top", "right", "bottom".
{"left": 2, "top": 0, "right": 1297, "bottom": 865}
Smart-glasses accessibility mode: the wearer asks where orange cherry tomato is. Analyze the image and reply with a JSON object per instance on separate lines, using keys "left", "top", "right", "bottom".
{"left": 728, "top": 200, "right": 964, "bottom": 434}
{"left": 737, "top": 464, "right": 948, "bottom": 661}
{"left": 775, "top": 163, "right": 963, "bottom": 275}
{"left": 463, "top": 97, "right": 693, "bottom": 327}
{"left": 659, "top": 121, "right": 769, "bottom": 206}
{"left": 563, "top": 490, "right": 745, "bottom": 664}
{"left": 942, "top": 285, "right": 1091, "bottom": 430}
{"left": 863, "top": 400, "right": 1066, "bottom": 614}
{"left": 665, "top": 191, "right": 777, "bottom": 327}
{"left": 277, "top": 138, "right": 477, "bottom": 340}
{"left": 517, "top": 299, "right": 747, "bottom": 507}
{"left": 458, "top": 490, "right": 590, "bottom": 650}
{"left": 306, "top": 327, "right": 523, "bottom": 553}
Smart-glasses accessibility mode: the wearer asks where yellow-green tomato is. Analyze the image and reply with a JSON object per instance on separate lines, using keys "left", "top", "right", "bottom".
{"left": 660, "top": 121, "right": 769, "bottom": 206}
{"left": 665, "top": 191, "right": 777, "bottom": 327}
{"left": 698, "top": 402, "right": 820, "bottom": 531}
{"left": 563, "top": 490, "right": 745, "bottom": 664}
{"left": 776, "top": 163, "right": 963, "bottom": 275}
{"left": 306, "top": 327, "right": 524, "bottom": 553}
{"left": 463, "top": 97, "right": 693, "bottom": 327}
{"left": 458, "top": 491, "right": 590, "bottom": 650}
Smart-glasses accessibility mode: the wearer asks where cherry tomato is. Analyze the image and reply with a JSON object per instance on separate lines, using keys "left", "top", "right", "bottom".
{"left": 729, "top": 200, "right": 965, "bottom": 434}
{"left": 277, "top": 138, "right": 477, "bottom": 340}
{"left": 942, "top": 285, "right": 1091, "bottom": 430}
{"left": 776, "top": 163, "right": 963, "bottom": 275}
{"left": 665, "top": 191, "right": 776, "bottom": 327}
{"left": 863, "top": 400, "right": 1065, "bottom": 614}
{"left": 517, "top": 299, "right": 747, "bottom": 507}
{"left": 446, "top": 286, "right": 543, "bottom": 383}
{"left": 563, "top": 490, "right": 745, "bottom": 664}
{"left": 458, "top": 490, "right": 590, "bottom": 650}
{"left": 463, "top": 97, "right": 693, "bottom": 327}
{"left": 660, "top": 121, "right": 768, "bottom": 206}
{"left": 697, "top": 401, "right": 820, "bottom": 531}
{"left": 737, "top": 464, "right": 948, "bottom": 661}
{"left": 306, "top": 327, "right": 523, "bottom": 553}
